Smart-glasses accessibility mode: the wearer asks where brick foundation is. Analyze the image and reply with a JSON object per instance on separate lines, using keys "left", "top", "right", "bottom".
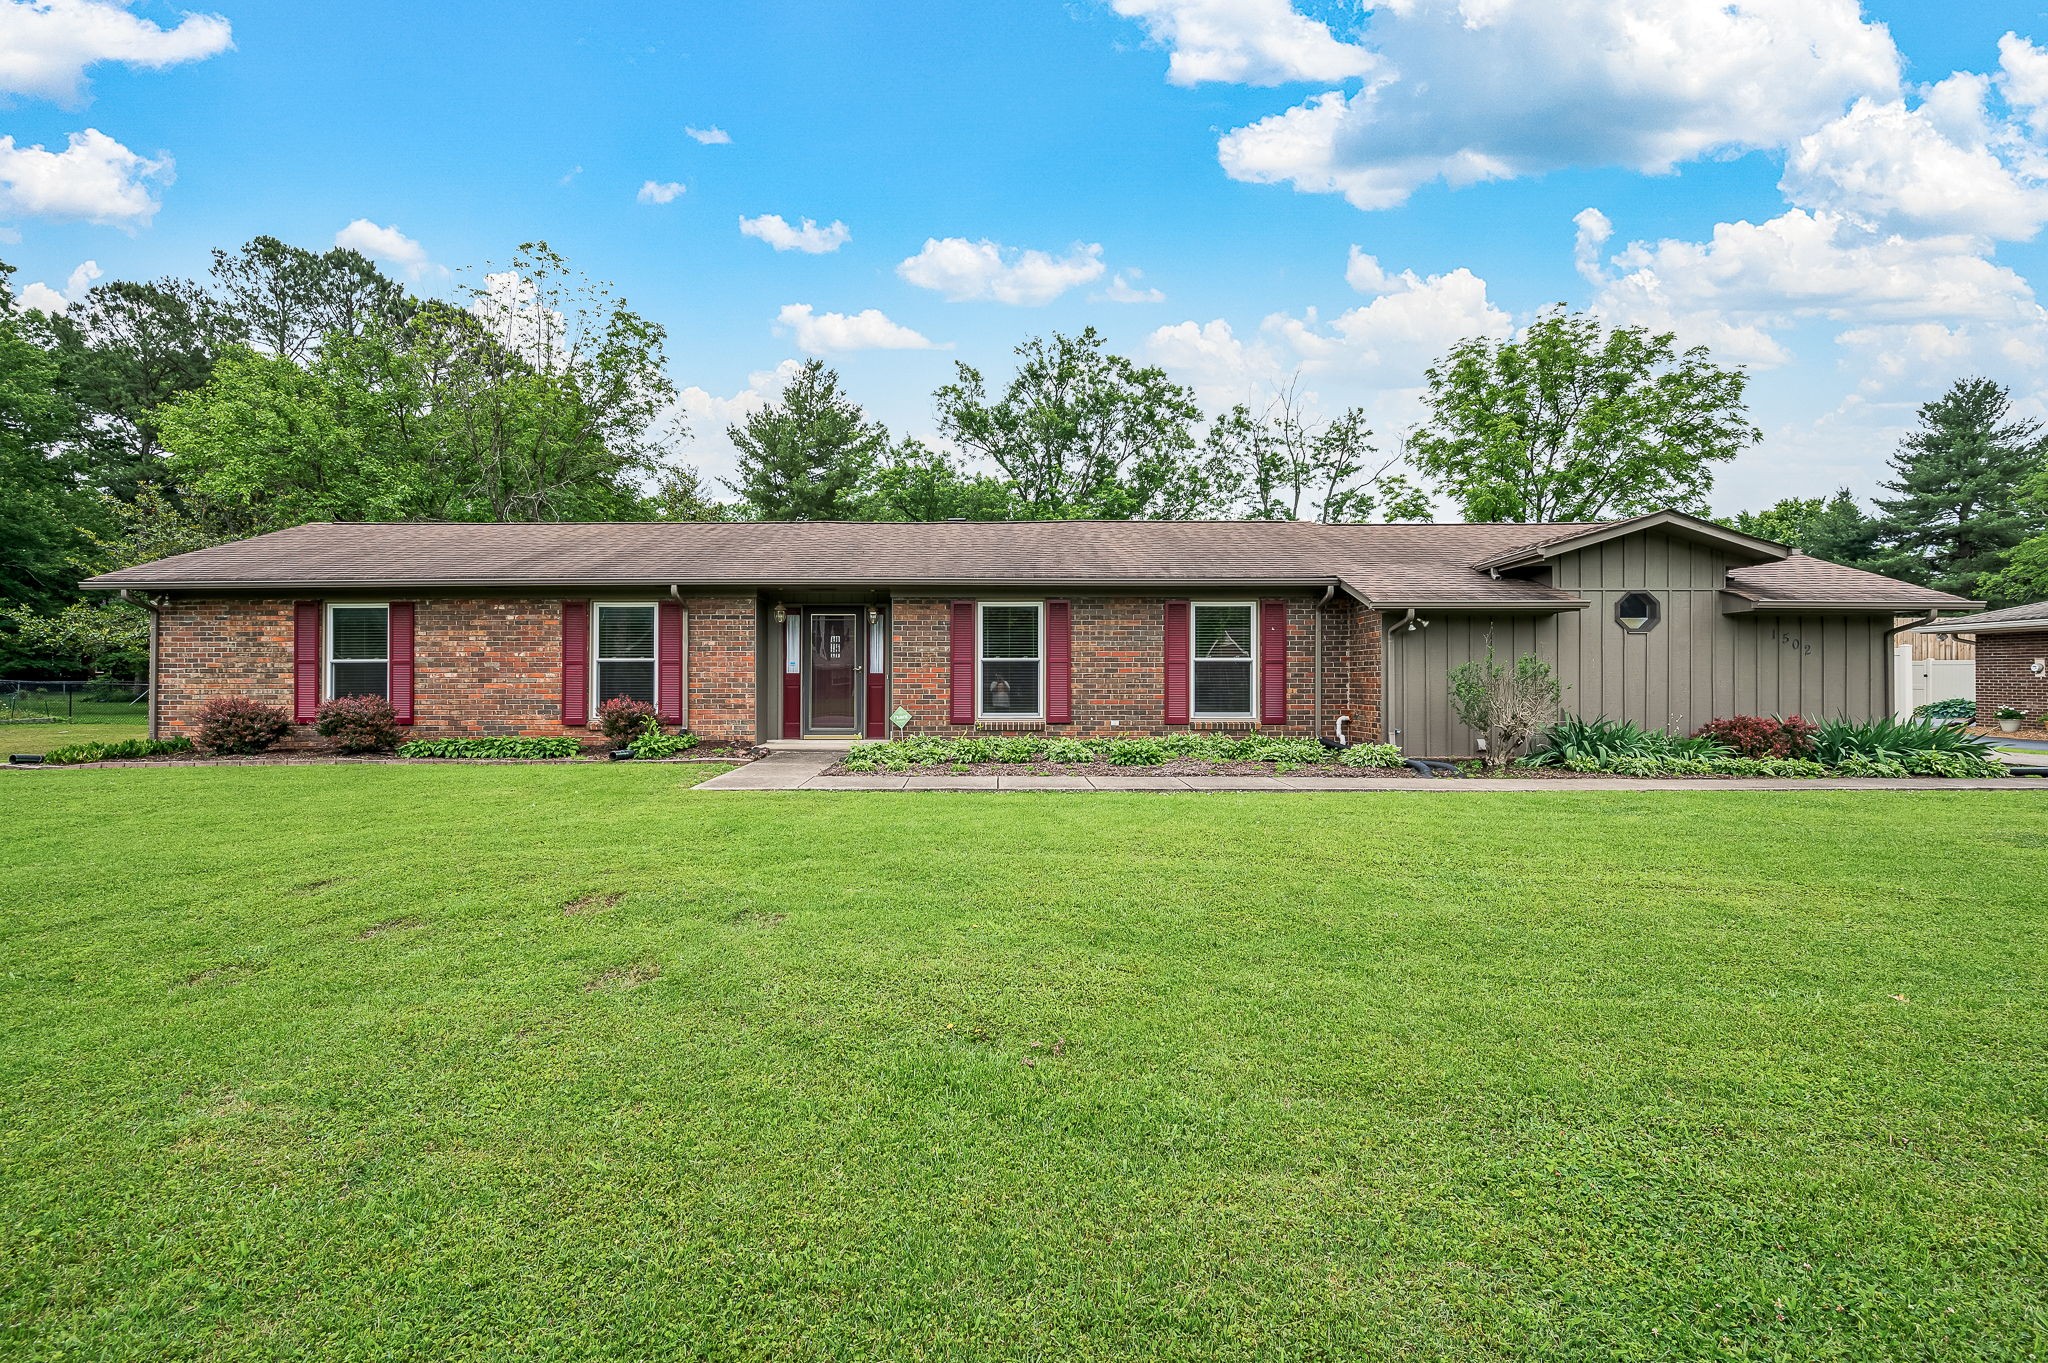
{"left": 888, "top": 593, "right": 1382, "bottom": 741}
{"left": 1977, "top": 629, "right": 2048, "bottom": 731}
{"left": 155, "top": 594, "right": 757, "bottom": 744}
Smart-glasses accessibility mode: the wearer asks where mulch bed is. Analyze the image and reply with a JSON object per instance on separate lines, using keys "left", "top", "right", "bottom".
{"left": 825, "top": 758, "right": 1438, "bottom": 778}
{"left": 13, "top": 739, "right": 762, "bottom": 769}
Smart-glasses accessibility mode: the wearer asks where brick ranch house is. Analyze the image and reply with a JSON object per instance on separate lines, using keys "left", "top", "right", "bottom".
{"left": 1917, "top": 602, "right": 2048, "bottom": 730}
{"left": 83, "top": 510, "right": 1975, "bottom": 756}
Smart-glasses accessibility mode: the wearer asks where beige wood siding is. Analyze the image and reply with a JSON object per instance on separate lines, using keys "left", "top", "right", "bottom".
{"left": 1383, "top": 530, "right": 1894, "bottom": 755}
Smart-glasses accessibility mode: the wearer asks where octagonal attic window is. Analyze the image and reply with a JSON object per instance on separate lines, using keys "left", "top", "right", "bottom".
{"left": 1615, "top": 591, "right": 1660, "bottom": 634}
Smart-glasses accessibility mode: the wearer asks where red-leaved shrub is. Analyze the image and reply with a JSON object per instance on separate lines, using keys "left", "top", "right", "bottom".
{"left": 315, "top": 695, "right": 401, "bottom": 753}
{"left": 195, "top": 696, "right": 293, "bottom": 754}
{"left": 1694, "top": 714, "right": 1818, "bottom": 759}
{"left": 596, "top": 696, "right": 656, "bottom": 743}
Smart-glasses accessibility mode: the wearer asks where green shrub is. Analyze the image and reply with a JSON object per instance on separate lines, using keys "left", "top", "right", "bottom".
{"left": 396, "top": 736, "right": 582, "bottom": 759}
{"left": 196, "top": 696, "right": 292, "bottom": 754}
{"left": 1810, "top": 715, "right": 1996, "bottom": 766}
{"left": 1914, "top": 697, "right": 1977, "bottom": 722}
{"left": 1533, "top": 716, "right": 1731, "bottom": 767}
{"left": 1336, "top": 743, "right": 1404, "bottom": 768}
{"left": 42, "top": 736, "right": 194, "bottom": 765}
{"left": 1902, "top": 750, "right": 2006, "bottom": 779}
{"left": 629, "top": 719, "right": 699, "bottom": 759}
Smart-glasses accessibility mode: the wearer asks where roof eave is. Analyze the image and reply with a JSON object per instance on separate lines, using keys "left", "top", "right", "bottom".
{"left": 1470, "top": 510, "right": 1788, "bottom": 572}
{"left": 1721, "top": 591, "right": 1984, "bottom": 614}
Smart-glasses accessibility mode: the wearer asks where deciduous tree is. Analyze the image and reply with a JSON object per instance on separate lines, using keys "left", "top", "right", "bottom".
{"left": 1412, "top": 307, "right": 1757, "bottom": 522}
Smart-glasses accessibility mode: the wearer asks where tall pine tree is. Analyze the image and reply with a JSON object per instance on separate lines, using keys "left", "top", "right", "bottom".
{"left": 1872, "top": 378, "right": 2046, "bottom": 598}
{"left": 723, "top": 360, "right": 886, "bottom": 520}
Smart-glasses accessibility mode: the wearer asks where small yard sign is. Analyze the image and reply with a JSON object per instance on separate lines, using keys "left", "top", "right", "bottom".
{"left": 891, "top": 706, "right": 911, "bottom": 731}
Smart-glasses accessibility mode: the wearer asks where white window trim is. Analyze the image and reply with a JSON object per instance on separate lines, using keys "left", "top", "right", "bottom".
{"left": 1190, "top": 600, "right": 1259, "bottom": 721}
{"left": 325, "top": 601, "right": 389, "bottom": 701}
{"left": 591, "top": 600, "right": 661, "bottom": 712}
{"left": 976, "top": 599, "right": 1045, "bottom": 723}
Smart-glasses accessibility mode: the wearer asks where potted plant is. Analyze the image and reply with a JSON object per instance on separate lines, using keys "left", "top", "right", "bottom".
{"left": 1996, "top": 705, "right": 2027, "bottom": 734}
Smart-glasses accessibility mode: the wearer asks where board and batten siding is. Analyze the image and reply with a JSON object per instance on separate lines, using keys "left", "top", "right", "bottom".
{"left": 1383, "top": 530, "right": 1892, "bottom": 755}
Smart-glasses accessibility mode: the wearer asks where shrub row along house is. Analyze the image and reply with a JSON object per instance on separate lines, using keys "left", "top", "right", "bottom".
{"left": 84, "top": 511, "right": 1975, "bottom": 755}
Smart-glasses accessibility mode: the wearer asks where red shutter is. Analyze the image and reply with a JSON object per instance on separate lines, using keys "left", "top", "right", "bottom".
{"left": 389, "top": 602, "right": 416, "bottom": 726}
{"left": 1046, "top": 599, "right": 1072, "bottom": 725}
{"left": 781, "top": 610, "right": 801, "bottom": 739}
{"left": 948, "top": 600, "right": 976, "bottom": 725}
{"left": 293, "top": 601, "right": 320, "bottom": 723}
{"left": 561, "top": 601, "right": 590, "bottom": 727}
{"left": 865, "top": 613, "right": 887, "bottom": 739}
{"left": 1163, "top": 600, "right": 1190, "bottom": 725}
{"left": 657, "top": 600, "right": 684, "bottom": 724}
{"left": 1259, "top": 599, "right": 1288, "bottom": 726}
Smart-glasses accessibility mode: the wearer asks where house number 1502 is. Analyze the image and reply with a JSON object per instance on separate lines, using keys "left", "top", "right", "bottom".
{"left": 1769, "top": 629, "right": 1813, "bottom": 656}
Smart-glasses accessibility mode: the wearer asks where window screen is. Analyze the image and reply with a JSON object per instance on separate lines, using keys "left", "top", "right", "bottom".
{"left": 329, "top": 605, "right": 389, "bottom": 699}
{"left": 1192, "top": 604, "right": 1254, "bottom": 717}
{"left": 980, "top": 604, "right": 1041, "bottom": 717}
{"left": 596, "top": 604, "right": 657, "bottom": 705}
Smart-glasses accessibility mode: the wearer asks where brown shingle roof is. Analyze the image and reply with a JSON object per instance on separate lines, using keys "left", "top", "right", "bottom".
{"left": 1915, "top": 600, "right": 2048, "bottom": 633}
{"left": 1724, "top": 554, "right": 1976, "bottom": 609}
{"left": 80, "top": 518, "right": 1972, "bottom": 611}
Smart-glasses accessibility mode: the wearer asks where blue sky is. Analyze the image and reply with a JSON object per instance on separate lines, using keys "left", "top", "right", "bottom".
{"left": 5, "top": 0, "right": 2048, "bottom": 515}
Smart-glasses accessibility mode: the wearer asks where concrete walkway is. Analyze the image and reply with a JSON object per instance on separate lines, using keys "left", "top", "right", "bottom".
{"left": 695, "top": 761, "right": 2040, "bottom": 793}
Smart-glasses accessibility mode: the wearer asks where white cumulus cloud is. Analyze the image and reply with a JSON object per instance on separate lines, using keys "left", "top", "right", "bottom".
{"left": 637, "top": 179, "right": 686, "bottom": 204}
{"left": 12, "top": 256, "right": 98, "bottom": 312}
{"left": 1575, "top": 206, "right": 2048, "bottom": 370}
{"left": 684, "top": 126, "right": 731, "bottom": 145}
{"left": 0, "top": 0, "right": 232, "bottom": 104}
{"left": 1213, "top": 0, "right": 1900, "bottom": 210}
{"left": 0, "top": 127, "right": 170, "bottom": 227}
{"left": 1094, "top": 269, "right": 1165, "bottom": 303}
{"left": 738, "top": 213, "right": 851, "bottom": 253}
{"left": 896, "top": 237, "right": 1105, "bottom": 304}
{"left": 1781, "top": 76, "right": 2048, "bottom": 242}
{"left": 775, "top": 303, "right": 936, "bottom": 353}
{"left": 1145, "top": 253, "right": 1509, "bottom": 413}
{"left": 1999, "top": 33, "right": 2048, "bottom": 136}
{"left": 334, "top": 218, "right": 439, "bottom": 279}
{"left": 1108, "top": 0, "right": 1374, "bottom": 86}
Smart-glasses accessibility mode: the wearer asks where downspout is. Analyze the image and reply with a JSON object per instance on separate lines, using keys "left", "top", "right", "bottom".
{"left": 1314, "top": 582, "right": 1334, "bottom": 740}
{"left": 118, "top": 589, "right": 162, "bottom": 741}
{"left": 1883, "top": 610, "right": 1939, "bottom": 719}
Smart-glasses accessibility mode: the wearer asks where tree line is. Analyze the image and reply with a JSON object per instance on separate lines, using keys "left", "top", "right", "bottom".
{"left": 2, "top": 233, "right": 2043, "bottom": 678}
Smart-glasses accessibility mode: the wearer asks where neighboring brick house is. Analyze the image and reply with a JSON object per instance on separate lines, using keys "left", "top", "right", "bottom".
{"left": 83, "top": 511, "right": 1975, "bottom": 755}
{"left": 1918, "top": 603, "right": 2048, "bottom": 731}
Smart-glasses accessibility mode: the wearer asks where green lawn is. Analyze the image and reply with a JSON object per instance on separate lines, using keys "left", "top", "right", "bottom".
{"left": 1, "top": 700, "right": 149, "bottom": 755}
{"left": 3, "top": 769, "right": 2043, "bottom": 1360}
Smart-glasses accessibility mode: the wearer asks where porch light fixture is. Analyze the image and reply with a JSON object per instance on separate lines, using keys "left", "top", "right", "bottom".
{"left": 867, "top": 606, "right": 880, "bottom": 626}
{"left": 1615, "top": 591, "right": 1660, "bottom": 634}
{"left": 772, "top": 604, "right": 787, "bottom": 623}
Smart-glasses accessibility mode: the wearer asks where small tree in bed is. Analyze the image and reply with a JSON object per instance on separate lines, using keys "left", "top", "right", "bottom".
{"left": 1447, "top": 644, "right": 1562, "bottom": 769}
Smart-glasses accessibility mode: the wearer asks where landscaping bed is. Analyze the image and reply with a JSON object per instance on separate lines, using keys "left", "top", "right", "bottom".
{"left": 832, "top": 715, "right": 2014, "bottom": 781}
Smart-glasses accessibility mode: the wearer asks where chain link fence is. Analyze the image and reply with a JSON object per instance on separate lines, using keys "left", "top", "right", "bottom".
{"left": 1, "top": 679, "right": 149, "bottom": 721}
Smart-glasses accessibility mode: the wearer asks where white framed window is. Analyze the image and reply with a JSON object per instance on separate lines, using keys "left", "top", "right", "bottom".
{"left": 977, "top": 601, "right": 1043, "bottom": 720}
{"left": 593, "top": 602, "right": 658, "bottom": 707}
{"left": 1191, "top": 602, "right": 1256, "bottom": 719}
{"left": 327, "top": 603, "right": 390, "bottom": 699}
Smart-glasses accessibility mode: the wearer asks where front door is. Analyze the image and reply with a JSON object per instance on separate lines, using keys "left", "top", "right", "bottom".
{"left": 806, "top": 611, "right": 860, "bottom": 734}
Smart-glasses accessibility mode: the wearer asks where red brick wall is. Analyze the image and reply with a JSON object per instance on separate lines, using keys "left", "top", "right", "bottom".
{"left": 1977, "top": 630, "right": 2048, "bottom": 731}
{"left": 155, "top": 594, "right": 758, "bottom": 743}
{"left": 888, "top": 593, "right": 1383, "bottom": 741}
